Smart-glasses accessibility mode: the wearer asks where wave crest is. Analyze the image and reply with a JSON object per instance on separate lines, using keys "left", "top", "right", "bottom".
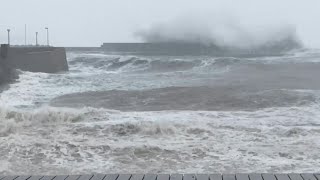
{"left": 69, "top": 54, "right": 241, "bottom": 74}
{"left": 0, "top": 105, "right": 107, "bottom": 136}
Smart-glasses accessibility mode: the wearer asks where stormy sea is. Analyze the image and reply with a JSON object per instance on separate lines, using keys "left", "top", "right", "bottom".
{"left": 1, "top": 40, "right": 320, "bottom": 174}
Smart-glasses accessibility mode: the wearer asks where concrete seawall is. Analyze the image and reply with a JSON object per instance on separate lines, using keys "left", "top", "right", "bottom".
{"left": 0, "top": 45, "right": 12, "bottom": 84}
{"left": 6, "top": 46, "right": 69, "bottom": 73}
{"left": 0, "top": 45, "right": 68, "bottom": 84}
{"left": 101, "top": 40, "right": 301, "bottom": 56}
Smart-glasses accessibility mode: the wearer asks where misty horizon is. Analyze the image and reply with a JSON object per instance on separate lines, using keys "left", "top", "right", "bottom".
{"left": 0, "top": 0, "right": 320, "bottom": 48}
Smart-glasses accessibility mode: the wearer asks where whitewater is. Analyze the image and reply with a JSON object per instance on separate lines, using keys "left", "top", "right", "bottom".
{"left": 0, "top": 48, "right": 320, "bottom": 175}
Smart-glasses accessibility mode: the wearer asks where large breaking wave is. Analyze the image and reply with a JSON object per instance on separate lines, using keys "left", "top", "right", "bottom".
{"left": 1, "top": 102, "right": 320, "bottom": 175}
{"left": 134, "top": 15, "right": 303, "bottom": 53}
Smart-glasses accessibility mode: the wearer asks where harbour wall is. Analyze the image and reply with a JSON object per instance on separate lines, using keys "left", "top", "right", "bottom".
{"left": 0, "top": 45, "right": 68, "bottom": 84}
{"left": 100, "top": 41, "right": 301, "bottom": 56}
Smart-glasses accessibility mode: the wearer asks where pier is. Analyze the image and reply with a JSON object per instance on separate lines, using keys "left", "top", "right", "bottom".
{"left": 4, "top": 46, "right": 69, "bottom": 73}
{"left": 0, "top": 44, "right": 68, "bottom": 81}
{"left": 0, "top": 174, "right": 319, "bottom": 180}
{"left": 100, "top": 39, "right": 301, "bottom": 56}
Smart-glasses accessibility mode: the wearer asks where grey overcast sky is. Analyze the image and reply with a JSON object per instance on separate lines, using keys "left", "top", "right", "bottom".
{"left": 0, "top": 0, "right": 319, "bottom": 47}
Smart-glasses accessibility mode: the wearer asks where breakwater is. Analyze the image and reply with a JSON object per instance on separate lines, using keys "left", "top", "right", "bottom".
{"left": 101, "top": 38, "right": 301, "bottom": 56}
{"left": 0, "top": 45, "right": 68, "bottom": 84}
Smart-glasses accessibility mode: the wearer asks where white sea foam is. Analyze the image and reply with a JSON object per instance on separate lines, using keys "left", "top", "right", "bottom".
{"left": 1, "top": 50, "right": 320, "bottom": 175}
{"left": 0, "top": 104, "right": 319, "bottom": 174}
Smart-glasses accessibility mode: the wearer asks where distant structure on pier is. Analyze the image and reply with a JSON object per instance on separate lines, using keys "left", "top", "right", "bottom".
{"left": 101, "top": 37, "right": 301, "bottom": 56}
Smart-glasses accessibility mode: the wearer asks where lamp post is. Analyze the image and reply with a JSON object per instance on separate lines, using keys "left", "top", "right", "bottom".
{"left": 7, "top": 29, "right": 10, "bottom": 45}
{"left": 36, "top": 32, "right": 38, "bottom": 46}
{"left": 25, "top": 24, "right": 27, "bottom": 46}
{"left": 45, "top": 27, "right": 49, "bottom": 46}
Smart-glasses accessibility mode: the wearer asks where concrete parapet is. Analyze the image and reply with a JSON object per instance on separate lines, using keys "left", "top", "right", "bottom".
{"left": 0, "top": 46, "right": 68, "bottom": 85}
{"left": 6, "top": 46, "right": 69, "bottom": 73}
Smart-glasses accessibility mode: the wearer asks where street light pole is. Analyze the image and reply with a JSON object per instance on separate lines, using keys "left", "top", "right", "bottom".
{"left": 45, "top": 27, "right": 49, "bottom": 46}
{"left": 36, "top": 32, "right": 38, "bottom": 46}
{"left": 25, "top": 24, "right": 27, "bottom": 46}
{"left": 7, "top": 29, "right": 10, "bottom": 45}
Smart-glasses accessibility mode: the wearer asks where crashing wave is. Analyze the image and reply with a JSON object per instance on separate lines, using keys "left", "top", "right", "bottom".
{"left": 0, "top": 105, "right": 109, "bottom": 137}
{"left": 128, "top": 17, "right": 303, "bottom": 56}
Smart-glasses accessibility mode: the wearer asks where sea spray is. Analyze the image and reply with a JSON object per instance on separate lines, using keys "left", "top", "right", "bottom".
{"left": 135, "top": 14, "right": 302, "bottom": 50}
